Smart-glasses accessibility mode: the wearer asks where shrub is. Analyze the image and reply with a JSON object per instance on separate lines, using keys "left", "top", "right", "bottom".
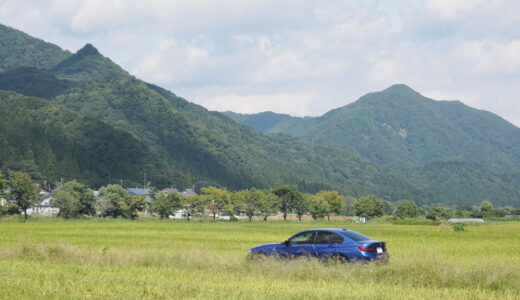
{"left": 452, "top": 223, "right": 465, "bottom": 231}
{"left": 0, "top": 203, "right": 21, "bottom": 216}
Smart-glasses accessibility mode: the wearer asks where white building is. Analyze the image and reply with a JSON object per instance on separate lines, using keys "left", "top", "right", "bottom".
{"left": 169, "top": 209, "right": 191, "bottom": 219}
{"left": 27, "top": 191, "right": 59, "bottom": 216}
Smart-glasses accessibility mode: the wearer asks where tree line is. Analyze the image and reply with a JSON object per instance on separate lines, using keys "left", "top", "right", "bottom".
{"left": 1, "top": 171, "right": 518, "bottom": 221}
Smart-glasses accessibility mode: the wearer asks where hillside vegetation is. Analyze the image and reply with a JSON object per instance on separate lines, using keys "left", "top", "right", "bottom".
{"left": 227, "top": 85, "right": 520, "bottom": 173}
{"left": 0, "top": 24, "right": 70, "bottom": 72}
{"left": 0, "top": 90, "right": 187, "bottom": 188}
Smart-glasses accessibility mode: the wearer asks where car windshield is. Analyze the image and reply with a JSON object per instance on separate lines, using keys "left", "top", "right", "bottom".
{"left": 342, "top": 230, "right": 370, "bottom": 241}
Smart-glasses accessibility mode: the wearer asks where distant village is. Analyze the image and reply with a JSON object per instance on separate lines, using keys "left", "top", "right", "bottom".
{"left": 1, "top": 185, "right": 207, "bottom": 219}
{"left": 2, "top": 171, "right": 519, "bottom": 222}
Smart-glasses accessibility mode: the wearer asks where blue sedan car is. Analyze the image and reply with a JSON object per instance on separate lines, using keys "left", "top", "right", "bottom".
{"left": 248, "top": 228, "right": 389, "bottom": 262}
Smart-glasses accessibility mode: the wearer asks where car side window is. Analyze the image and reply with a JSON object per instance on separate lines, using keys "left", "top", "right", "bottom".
{"left": 289, "top": 231, "right": 315, "bottom": 244}
{"left": 314, "top": 232, "right": 344, "bottom": 244}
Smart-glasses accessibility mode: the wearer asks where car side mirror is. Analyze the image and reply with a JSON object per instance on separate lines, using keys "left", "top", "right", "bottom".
{"left": 283, "top": 240, "right": 290, "bottom": 246}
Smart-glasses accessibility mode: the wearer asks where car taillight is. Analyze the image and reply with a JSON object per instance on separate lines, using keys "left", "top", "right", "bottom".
{"left": 357, "top": 246, "right": 376, "bottom": 251}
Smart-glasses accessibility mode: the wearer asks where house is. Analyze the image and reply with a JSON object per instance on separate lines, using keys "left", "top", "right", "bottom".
{"left": 27, "top": 190, "right": 59, "bottom": 216}
{"left": 180, "top": 188, "right": 197, "bottom": 197}
{"left": 126, "top": 188, "right": 153, "bottom": 203}
{"left": 169, "top": 209, "right": 192, "bottom": 219}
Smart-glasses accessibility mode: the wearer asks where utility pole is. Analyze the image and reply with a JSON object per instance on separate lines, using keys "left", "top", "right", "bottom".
{"left": 120, "top": 179, "right": 123, "bottom": 187}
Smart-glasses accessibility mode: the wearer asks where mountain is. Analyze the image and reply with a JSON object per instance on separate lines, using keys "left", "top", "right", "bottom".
{"left": 0, "top": 24, "right": 70, "bottom": 72}
{"left": 49, "top": 75, "right": 401, "bottom": 195}
{"left": 0, "top": 90, "right": 188, "bottom": 188}
{"left": 2, "top": 23, "right": 520, "bottom": 206}
{"left": 0, "top": 24, "right": 412, "bottom": 199}
{"left": 227, "top": 84, "right": 520, "bottom": 174}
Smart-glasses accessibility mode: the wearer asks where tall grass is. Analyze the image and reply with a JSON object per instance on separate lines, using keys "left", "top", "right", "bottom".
{"left": 1, "top": 218, "right": 519, "bottom": 299}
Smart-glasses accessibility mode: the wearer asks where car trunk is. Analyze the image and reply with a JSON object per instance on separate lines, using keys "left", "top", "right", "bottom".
{"left": 358, "top": 240, "right": 387, "bottom": 253}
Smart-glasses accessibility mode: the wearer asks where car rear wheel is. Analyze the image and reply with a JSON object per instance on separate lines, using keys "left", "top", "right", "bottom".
{"left": 330, "top": 254, "right": 349, "bottom": 264}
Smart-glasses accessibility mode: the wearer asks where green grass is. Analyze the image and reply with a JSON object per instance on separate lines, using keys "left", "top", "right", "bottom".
{"left": 1, "top": 218, "right": 519, "bottom": 299}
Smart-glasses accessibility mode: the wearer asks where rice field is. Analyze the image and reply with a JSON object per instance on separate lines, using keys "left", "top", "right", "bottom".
{"left": 1, "top": 217, "right": 519, "bottom": 299}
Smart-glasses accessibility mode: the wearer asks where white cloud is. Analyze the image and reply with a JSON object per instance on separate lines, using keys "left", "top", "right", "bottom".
{"left": 455, "top": 40, "right": 520, "bottom": 75}
{"left": 132, "top": 38, "right": 212, "bottom": 85}
{"left": 424, "top": 0, "right": 486, "bottom": 20}
{"left": 1, "top": 0, "right": 520, "bottom": 126}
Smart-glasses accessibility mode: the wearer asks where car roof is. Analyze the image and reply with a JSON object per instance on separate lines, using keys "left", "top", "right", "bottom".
{"left": 303, "top": 228, "right": 351, "bottom": 234}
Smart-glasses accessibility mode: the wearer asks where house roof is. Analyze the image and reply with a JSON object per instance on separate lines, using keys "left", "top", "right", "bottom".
{"left": 126, "top": 188, "right": 151, "bottom": 195}
{"left": 126, "top": 188, "right": 153, "bottom": 203}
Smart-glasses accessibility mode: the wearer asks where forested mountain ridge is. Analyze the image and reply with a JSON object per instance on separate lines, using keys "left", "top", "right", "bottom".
{"left": 0, "top": 24, "right": 71, "bottom": 72}
{"left": 49, "top": 74, "right": 405, "bottom": 196}
{"left": 226, "top": 84, "right": 520, "bottom": 173}
{"left": 403, "top": 160, "right": 520, "bottom": 207}
{"left": 0, "top": 90, "right": 188, "bottom": 188}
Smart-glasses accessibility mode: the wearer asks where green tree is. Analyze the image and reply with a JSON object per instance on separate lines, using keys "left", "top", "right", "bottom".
{"left": 53, "top": 180, "right": 96, "bottom": 218}
{"left": 180, "top": 195, "right": 201, "bottom": 220}
{"left": 353, "top": 195, "right": 385, "bottom": 219}
{"left": 0, "top": 171, "right": 8, "bottom": 199}
{"left": 291, "top": 192, "right": 307, "bottom": 221}
{"left": 426, "top": 206, "right": 453, "bottom": 221}
{"left": 9, "top": 171, "right": 39, "bottom": 219}
{"left": 150, "top": 192, "right": 182, "bottom": 219}
{"left": 272, "top": 185, "right": 299, "bottom": 221}
{"left": 97, "top": 184, "right": 144, "bottom": 219}
{"left": 307, "top": 194, "right": 330, "bottom": 220}
{"left": 127, "top": 195, "right": 146, "bottom": 220}
{"left": 257, "top": 191, "right": 279, "bottom": 221}
{"left": 479, "top": 201, "right": 493, "bottom": 218}
{"left": 394, "top": 200, "right": 421, "bottom": 219}
{"left": 316, "top": 190, "right": 344, "bottom": 220}
{"left": 238, "top": 188, "right": 264, "bottom": 221}
{"left": 201, "top": 186, "right": 233, "bottom": 219}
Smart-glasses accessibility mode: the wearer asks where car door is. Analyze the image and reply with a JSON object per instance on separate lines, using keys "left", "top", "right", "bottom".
{"left": 313, "top": 231, "right": 344, "bottom": 258}
{"left": 279, "top": 231, "right": 316, "bottom": 257}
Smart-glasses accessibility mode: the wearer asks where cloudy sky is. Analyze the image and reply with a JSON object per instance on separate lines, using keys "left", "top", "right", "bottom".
{"left": 1, "top": 0, "right": 519, "bottom": 125}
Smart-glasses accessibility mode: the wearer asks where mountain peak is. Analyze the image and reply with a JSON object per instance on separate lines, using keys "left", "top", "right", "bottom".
{"left": 76, "top": 43, "right": 100, "bottom": 57}
{"left": 384, "top": 84, "right": 416, "bottom": 93}
{"left": 51, "top": 43, "right": 127, "bottom": 81}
